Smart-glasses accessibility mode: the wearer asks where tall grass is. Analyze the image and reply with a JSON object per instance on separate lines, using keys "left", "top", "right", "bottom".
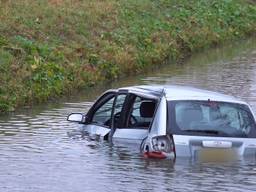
{"left": 0, "top": 0, "right": 255, "bottom": 112}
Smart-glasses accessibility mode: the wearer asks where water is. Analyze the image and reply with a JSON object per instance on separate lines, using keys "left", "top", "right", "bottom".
{"left": 1, "top": 38, "right": 256, "bottom": 192}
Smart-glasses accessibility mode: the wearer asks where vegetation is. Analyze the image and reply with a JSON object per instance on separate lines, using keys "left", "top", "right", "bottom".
{"left": 0, "top": 0, "right": 256, "bottom": 112}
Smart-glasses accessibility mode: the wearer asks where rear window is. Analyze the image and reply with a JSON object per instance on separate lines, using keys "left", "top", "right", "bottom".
{"left": 168, "top": 100, "right": 256, "bottom": 138}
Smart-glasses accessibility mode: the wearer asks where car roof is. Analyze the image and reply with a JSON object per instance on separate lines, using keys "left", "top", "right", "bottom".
{"left": 118, "top": 85, "right": 246, "bottom": 104}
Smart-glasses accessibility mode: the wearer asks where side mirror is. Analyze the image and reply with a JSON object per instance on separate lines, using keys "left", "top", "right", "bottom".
{"left": 67, "top": 113, "right": 86, "bottom": 123}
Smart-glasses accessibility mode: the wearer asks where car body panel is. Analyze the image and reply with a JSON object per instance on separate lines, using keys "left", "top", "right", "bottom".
{"left": 173, "top": 135, "right": 256, "bottom": 157}
{"left": 149, "top": 96, "right": 167, "bottom": 136}
{"left": 84, "top": 124, "right": 110, "bottom": 137}
{"left": 113, "top": 128, "right": 148, "bottom": 140}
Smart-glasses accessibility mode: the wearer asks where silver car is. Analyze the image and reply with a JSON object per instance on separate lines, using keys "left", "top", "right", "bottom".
{"left": 67, "top": 85, "right": 256, "bottom": 159}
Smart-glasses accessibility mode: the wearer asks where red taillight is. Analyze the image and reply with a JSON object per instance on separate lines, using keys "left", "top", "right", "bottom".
{"left": 152, "top": 135, "right": 173, "bottom": 153}
{"left": 141, "top": 135, "right": 176, "bottom": 159}
{"left": 143, "top": 151, "right": 167, "bottom": 159}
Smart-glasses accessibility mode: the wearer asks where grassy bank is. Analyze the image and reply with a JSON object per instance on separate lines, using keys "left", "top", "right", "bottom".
{"left": 0, "top": 0, "right": 256, "bottom": 113}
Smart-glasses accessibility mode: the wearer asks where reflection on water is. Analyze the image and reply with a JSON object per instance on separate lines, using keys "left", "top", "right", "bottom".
{"left": 1, "top": 38, "right": 256, "bottom": 192}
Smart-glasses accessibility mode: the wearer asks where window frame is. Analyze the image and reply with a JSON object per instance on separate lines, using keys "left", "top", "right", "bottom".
{"left": 111, "top": 92, "right": 130, "bottom": 129}
{"left": 119, "top": 93, "right": 158, "bottom": 129}
{"left": 86, "top": 91, "right": 117, "bottom": 128}
{"left": 86, "top": 90, "right": 159, "bottom": 131}
{"left": 86, "top": 91, "right": 130, "bottom": 128}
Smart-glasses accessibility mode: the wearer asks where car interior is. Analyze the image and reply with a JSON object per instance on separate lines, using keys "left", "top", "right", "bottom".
{"left": 126, "top": 96, "right": 156, "bottom": 129}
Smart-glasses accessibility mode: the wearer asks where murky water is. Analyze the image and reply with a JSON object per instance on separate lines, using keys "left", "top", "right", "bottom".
{"left": 1, "top": 38, "right": 256, "bottom": 192}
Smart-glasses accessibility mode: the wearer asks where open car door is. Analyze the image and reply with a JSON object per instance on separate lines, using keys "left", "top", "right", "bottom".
{"left": 111, "top": 92, "right": 158, "bottom": 145}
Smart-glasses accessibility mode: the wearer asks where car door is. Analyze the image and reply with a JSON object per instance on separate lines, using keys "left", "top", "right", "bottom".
{"left": 83, "top": 91, "right": 117, "bottom": 137}
{"left": 84, "top": 91, "right": 128, "bottom": 138}
{"left": 112, "top": 93, "right": 158, "bottom": 143}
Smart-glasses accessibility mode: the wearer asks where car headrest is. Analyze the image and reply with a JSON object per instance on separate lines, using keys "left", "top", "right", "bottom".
{"left": 140, "top": 101, "right": 156, "bottom": 118}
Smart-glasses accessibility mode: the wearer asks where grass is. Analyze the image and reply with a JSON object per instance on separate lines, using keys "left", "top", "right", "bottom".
{"left": 0, "top": 0, "right": 256, "bottom": 113}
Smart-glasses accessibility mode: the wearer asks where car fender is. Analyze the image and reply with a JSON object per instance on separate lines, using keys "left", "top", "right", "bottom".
{"left": 150, "top": 95, "right": 167, "bottom": 136}
{"left": 141, "top": 96, "right": 168, "bottom": 152}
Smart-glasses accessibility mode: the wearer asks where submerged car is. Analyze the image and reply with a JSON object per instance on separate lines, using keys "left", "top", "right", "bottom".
{"left": 67, "top": 85, "right": 256, "bottom": 159}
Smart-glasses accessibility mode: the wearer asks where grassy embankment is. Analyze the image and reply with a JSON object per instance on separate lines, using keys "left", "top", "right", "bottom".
{"left": 0, "top": 0, "right": 256, "bottom": 113}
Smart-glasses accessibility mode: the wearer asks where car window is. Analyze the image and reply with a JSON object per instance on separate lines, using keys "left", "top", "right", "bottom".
{"left": 168, "top": 100, "right": 256, "bottom": 137}
{"left": 92, "top": 96, "right": 115, "bottom": 127}
{"left": 128, "top": 96, "right": 156, "bottom": 129}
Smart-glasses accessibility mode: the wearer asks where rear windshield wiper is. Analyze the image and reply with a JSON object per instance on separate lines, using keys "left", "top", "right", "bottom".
{"left": 184, "top": 129, "right": 220, "bottom": 135}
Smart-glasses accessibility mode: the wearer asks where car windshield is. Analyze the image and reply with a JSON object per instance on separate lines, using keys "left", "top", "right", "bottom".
{"left": 168, "top": 100, "right": 256, "bottom": 138}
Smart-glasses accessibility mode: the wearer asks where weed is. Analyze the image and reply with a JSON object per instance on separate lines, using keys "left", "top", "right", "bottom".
{"left": 0, "top": 0, "right": 255, "bottom": 113}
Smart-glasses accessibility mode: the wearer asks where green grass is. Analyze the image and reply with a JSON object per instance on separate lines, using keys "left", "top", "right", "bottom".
{"left": 0, "top": 0, "right": 256, "bottom": 113}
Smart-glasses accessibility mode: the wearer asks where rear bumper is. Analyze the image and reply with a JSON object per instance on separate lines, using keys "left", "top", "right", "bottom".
{"left": 173, "top": 135, "right": 256, "bottom": 157}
